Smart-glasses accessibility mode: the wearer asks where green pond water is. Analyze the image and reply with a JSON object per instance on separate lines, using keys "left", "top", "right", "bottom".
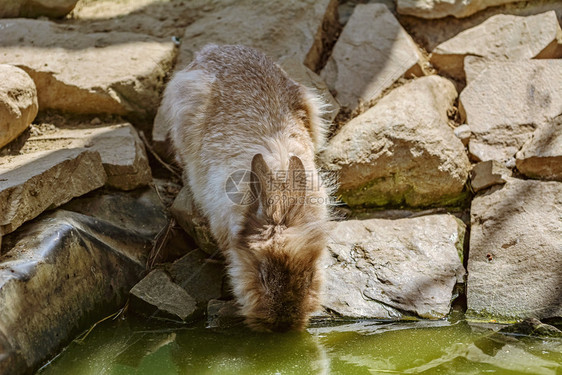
{"left": 39, "top": 316, "right": 561, "bottom": 375}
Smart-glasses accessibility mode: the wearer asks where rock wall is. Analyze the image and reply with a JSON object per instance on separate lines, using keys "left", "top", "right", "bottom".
{"left": 0, "top": 0, "right": 561, "bottom": 373}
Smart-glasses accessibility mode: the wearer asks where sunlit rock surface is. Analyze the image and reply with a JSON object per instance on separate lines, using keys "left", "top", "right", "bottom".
{"left": 320, "top": 3, "right": 422, "bottom": 113}
{"left": 322, "top": 215, "right": 466, "bottom": 319}
{"left": 22, "top": 123, "right": 152, "bottom": 190}
{"left": 431, "top": 11, "right": 562, "bottom": 79}
{"left": 321, "top": 76, "right": 470, "bottom": 207}
{"left": 0, "top": 19, "right": 176, "bottom": 118}
{"left": 0, "top": 65, "right": 38, "bottom": 149}
{"left": 467, "top": 179, "right": 562, "bottom": 321}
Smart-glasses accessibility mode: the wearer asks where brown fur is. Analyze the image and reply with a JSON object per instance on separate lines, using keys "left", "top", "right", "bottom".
{"left": 160, "top": 44, "right": 330, "bottom": 332}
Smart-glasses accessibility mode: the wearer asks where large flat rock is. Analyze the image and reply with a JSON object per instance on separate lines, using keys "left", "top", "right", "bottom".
{"left": 399, "top": 1, "right": 562, "bottom": 54}
{"left": 467, "top": 178, "right": 562, "bottom": 321}
{"left": 431, "top": 11, "right": 562, "bottom": 79}
{"left": 0, "top": 19, "right": 176, "bottom": 118}
{"left": 0, "top": 188, "right": 166, "bottom": 375}
{"left": 323, "top": 215, "right": 466, "bottom": 319}
{"left": 0, "top": 65, "right": 38, "bottom": 149}
{"left": 320, "top": 3, "right": 422, "bottom": 113}
{"left": 22, "top": 123, "right": 152, "bottom": 190}
{"left": 321, "top": 76, "right": 470, "bottom": 207}
{"left": 516, "top": 114, "right": 562, "bottom": 181}
{"left": 0, "top": 149, "right": 106, "bottom": 236}
{"left": 459, "top": 60, "right": 562, "bottom": 162}
{"left": 397, "top": 0, "right": 521, "bottom": 19}
{"left": 175, "top": 0, "right": 338, "bottom": 72}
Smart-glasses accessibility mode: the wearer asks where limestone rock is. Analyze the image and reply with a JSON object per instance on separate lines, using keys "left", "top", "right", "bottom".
{"left": 320, "top": 3, "right": 422, "bottom": 112}
{"left": 166, "top": 249, "right": 225, "bottom": 309}
{"left": 0, "top": 203, "right": 161, "bottom": 375}
{"left": 460, "top": 60, "right": 562, "bottom": 162}
{"left": 399, "top": 1, "right": 562, "bottom": 53}
{"left": 516, "top": 115, "right": 562, "bottom": 181}
{"left": 470, "top": 160, "right": 511, "bottom": 192}
{"left": 454, "top": 124, "right": 471, "bottom": 146}
{"left": 0, "top": 0, "right": 78, "bottom": 18}
{"left": 323, "top": 215, "right": 466, "bottom": 319}
{"left": 431, "top": 11, "right": 562, "bottom": 79}
{"left": 170, "top": 187, "right": 218, "bottom": 256}
{"left": 0, "top": 19, "right": 176, "bottom": 118}
{"left": 467, "top": 178, "right": 562, "bottom": 320}
{"left": 277, "top": 56, "right": 340, "bottom": 124}
{"left": 321, "top": 76, "right": 470, "bottom": 207}
{"left": 0, "top": 65, "right": 38, "bottom": 149}
{"left": 0, "top": 149, "right": 106, "bottom": 236}
{"left": 397, "top": 0, "right": 527, "bottom": 19}
{"left": 130, "top": 269, "right": 197, "bottom": 321}
{"left": 23, "top": 123, "right": 152, "bottom": 190}
{"left": 176, "top": 0, "right": 338, "bottom": 72}
{"left": 463, "top": 56, "right": 491, "bottom": 84}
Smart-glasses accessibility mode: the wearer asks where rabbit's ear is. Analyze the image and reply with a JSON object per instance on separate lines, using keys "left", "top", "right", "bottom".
{"left": 250, "top": 153, "right": 271, "bottom": 210}
{"left": 288, "top": 155, "right": 306, "bottom": 196}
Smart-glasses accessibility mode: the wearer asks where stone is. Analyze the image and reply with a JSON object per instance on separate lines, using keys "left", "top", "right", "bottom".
{"left": 454, "top": 124, "right": 471, "bottom": 146}
{"left": 130, "top": 269, "right": 197, "bottom": 321}
{"left": 397, "top": 0, "right": 527, "bottom": 19}
{"left": 399, "top": 1, "right": 562, "bottom": 53}
{"left": 61, "top": 187, "right": 169, "bottom": 240}
{"left": 460, "top": 60, "right": 562, "bottom": 162}
{"left": 320, "top": 3, "right": 423, "bottom": 113}
{"left": 0, "top": 0, "right": 78, "bottom": 18}
{"left": 499, "top": 318, "right": 562, "bottom": 338}
{"left": 166, "top": 249, "right": 225, "bottom": 309}
{"left": 320, "top": 76, "right": 470, "bottom": 207}
{"left": 0, "top": 204, "right": 159, "bottom": 375}
{"left": 22, "top": 123, "right": 152, "bottom": 190}
{"left": 322, "top": 214, "right": 466, "bottom": 319}
{"left": 0, "top": 19, "right": 176, "bottom": 118}
{"left": 176, "top": 0, "right": 338, "bottom": 72}
{"left": 516, "top": 115, "right": 562, "bottom": 181}
{"left": 467, "top": 178, "right": 562, "bottom": 321}
{"left": 206, "top": 299, "right": 243, "bottom": 329}
{"left": 463, "top": 56, "right": 491, "bottom": 84}
{"left": 0, "top": 65, "right": 38, "bottom": 149}
{"left": 470, "top": 160, "right": 511, "bottom": 192}
{"left": 277, "top": 56, "right": 340, "bottom": 124}
{"left": 170, "top": 187, "right": 218, "bottom": 256}
{"left": 0, "top": 149, "right": 107, "bottom": 236}
{"left": 431, "top": 11, "right": 562, "bottom": 79}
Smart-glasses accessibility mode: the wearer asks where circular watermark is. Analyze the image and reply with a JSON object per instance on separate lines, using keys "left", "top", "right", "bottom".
{"left": 224, "top": 169, "right": 260, "bottom": 205}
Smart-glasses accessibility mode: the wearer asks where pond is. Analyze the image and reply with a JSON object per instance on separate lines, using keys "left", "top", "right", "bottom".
{"left": 39, "top": 315, "right": 561, "bottom": 375}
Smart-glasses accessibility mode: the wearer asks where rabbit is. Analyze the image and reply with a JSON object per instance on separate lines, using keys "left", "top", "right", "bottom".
{"left": 159, "top": 44, "right": 331, "bottom": 332}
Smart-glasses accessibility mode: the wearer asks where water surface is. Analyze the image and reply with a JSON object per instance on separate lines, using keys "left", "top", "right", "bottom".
{"left": 39, "top": 316, "right": 562, "bottom": 374}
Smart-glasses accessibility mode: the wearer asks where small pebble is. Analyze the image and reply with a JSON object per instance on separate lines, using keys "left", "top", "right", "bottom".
{"left": 90, "top": 117, "right": 101, "bottom": 125}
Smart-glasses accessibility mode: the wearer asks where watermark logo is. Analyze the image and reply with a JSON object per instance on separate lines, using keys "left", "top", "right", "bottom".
{"left": 224, "top": 169, "right": 338, "bottom": 206}
{"left": 224, "top": 169, "right": 260, "bottom": 205}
